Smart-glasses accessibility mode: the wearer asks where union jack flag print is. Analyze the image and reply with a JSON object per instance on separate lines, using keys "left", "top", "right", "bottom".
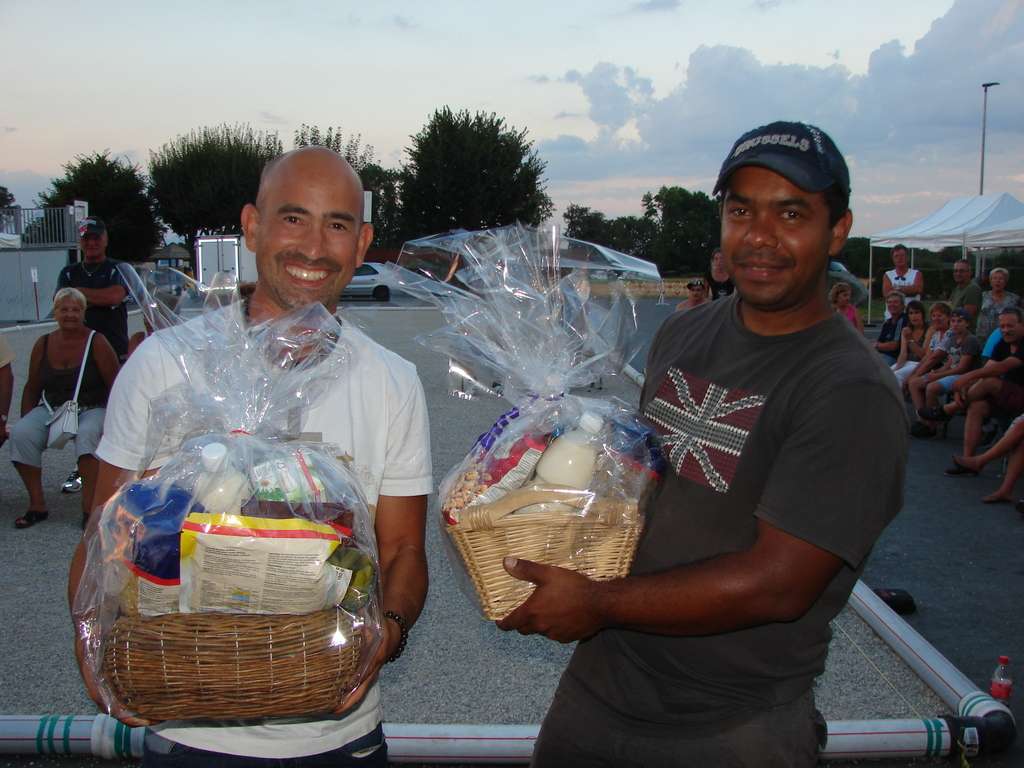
{"left": 644, "top": 368, "right": 765, "bottom": 493}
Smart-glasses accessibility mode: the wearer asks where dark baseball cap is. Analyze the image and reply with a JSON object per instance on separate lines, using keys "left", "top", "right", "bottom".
{"left": 713, "top": 121, "right": 850, "bottom": 203}
{"left": 951, "top": 308, "right": 971, "bottom": 321}
{"left": 78, "top": 217, "right": 106, "bottom": 237}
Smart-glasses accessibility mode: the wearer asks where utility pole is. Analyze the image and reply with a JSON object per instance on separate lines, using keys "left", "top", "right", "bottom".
{"left": 979, "top": 81, "right": 1000, "bottom": 195}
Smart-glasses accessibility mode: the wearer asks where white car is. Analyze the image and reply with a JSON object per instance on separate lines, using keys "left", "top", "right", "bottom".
{"left": 341, "top": 263, "right": 391, "bottom": 301}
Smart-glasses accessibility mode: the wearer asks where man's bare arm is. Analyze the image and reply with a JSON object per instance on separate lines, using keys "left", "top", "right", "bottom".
{"left": 498, "top": 518, "right": 842, "bottom": 642}
{"left": 334, "top": 493, "right": 428, "bottom": 713}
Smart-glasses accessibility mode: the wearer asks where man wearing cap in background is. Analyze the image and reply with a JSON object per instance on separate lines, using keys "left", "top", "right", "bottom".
{"left": 674, "top": 277, "right": 709, "bottom": 312}
{"left": 499, "top": 121, "right": 906, "bottom": 767}
{"left": 54, "top": 217, "right": 130, "bottom": 494}
{"left": 58, "top": 217, "right": 130, "bottom": 360}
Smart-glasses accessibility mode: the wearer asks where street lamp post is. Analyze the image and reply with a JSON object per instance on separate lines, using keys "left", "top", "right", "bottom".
{"left": 980, "top": 81, "right": 1000, "bottom": 195}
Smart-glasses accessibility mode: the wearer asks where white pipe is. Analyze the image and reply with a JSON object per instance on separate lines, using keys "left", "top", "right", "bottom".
{"left": 0, "top": 715, "right": 142, "bottom": 758}
{"left": 850, "top": 581, "right": 1012, "bottom": 719}
{"left": 0, "top": 716, "right": 966, "bottom": 763}
{"left": 385, "top": 724, "right": 536, "bottom": 763}
{"left": 822, "top": 718, "right": 950, "bottom": 761}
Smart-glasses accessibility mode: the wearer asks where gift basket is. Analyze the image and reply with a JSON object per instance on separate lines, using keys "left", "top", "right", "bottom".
{"left": 74, "top": 273, "right": 382, "bottom": 721}
{"left": 384, "top": 224, "right": 663, "bottom": 620}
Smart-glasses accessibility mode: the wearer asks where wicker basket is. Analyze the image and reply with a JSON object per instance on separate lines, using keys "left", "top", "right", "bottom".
{"left": 102, "top": 607, "right": 363, "bottom": 721}
{"left": 448, "top": 485, "right": 641, "bottom": 621}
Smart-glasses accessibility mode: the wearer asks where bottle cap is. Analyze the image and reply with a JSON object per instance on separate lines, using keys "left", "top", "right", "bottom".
{"left": 579, "top": 411, "right": 604, "bottom": 435}
{"left": 999, "top": 655, "right": 1010, "bottom": 665}
{"left": 201, "top": 442, "right": 228, "bottom": 472}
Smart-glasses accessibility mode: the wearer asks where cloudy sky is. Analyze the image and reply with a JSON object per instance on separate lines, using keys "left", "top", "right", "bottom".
{"left": 2, "top": 0, "right": 1021, "bottom": 237}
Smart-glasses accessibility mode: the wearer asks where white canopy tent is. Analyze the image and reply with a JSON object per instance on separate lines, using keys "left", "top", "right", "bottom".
{"left": 969, "top": 213, "right": 1024, "bottom": 248}
{"left": 866, "top": 193, "right": 1024, "bottom": 321}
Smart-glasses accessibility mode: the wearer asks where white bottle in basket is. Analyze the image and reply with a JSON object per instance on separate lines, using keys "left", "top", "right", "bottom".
{"left": 194, "top": 442, "right": 252, "bottom": 515}
{"left": 534, "top": 412, "right": 605, "bottom": 489}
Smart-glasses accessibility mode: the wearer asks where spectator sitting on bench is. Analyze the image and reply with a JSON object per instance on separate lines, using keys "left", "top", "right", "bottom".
{"left": 921, "top": 307, "right": 1024, "bottom": 473}
{"left": 949, "top": 413, "right": 1024, "bottom": 502}
{"left": 908, "top": 308, "right": 979, "bottom": 438}
{"left": 891, "top": 299, "right": 928, "bottom": 387}
{"left": 874, "top": 292, "right": 907, "bottom": 365}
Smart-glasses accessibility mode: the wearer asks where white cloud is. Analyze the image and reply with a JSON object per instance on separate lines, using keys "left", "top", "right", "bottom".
{"left": 539, "top": 0, "right": 1024, "bottom": 233}
{"left": 259, "top": 110, "right": 288, "bottom": 126}
{"left": 628, "top": 0, "right": 680, "bottom": 12}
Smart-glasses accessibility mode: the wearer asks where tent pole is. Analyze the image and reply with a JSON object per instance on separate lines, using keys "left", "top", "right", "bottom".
{"left": 868, "top": 246, "right": 874, "bottom": 325}
{"left": 910, "top": 248, "right": 915, "bottom": 269}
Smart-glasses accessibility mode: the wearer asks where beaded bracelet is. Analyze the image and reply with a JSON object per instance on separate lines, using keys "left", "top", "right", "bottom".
{"left": 384, "top": 610, "right": 409, "bottom": 663}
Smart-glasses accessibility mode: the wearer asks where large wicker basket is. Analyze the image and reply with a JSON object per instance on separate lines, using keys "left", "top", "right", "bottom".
{"left": 448, "top": 485, "right": 641, "bottom": 621}
{"left": 102, "top": 607, "right": 363, "bottom": 721}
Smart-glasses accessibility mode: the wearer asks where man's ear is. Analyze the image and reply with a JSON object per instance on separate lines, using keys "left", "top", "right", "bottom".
{"left": 828, "top": 209, "right": 853, "bottom": 258}
{"left": 241, "top": 203, "right": 260, "bottom": 254}
{"left": 355, "top": 223, "right": 374, "bottom": 269}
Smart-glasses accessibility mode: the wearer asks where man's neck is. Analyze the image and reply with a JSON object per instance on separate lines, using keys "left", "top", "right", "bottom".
{"left": 738, "top": 297, "right": 833, "bottom": 337}
{"left": 246, "top": 285, "right": 336, "bottom": 324}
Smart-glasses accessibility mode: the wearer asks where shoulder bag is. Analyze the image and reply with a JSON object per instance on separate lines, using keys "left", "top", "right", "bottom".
{"left": 44, "top": 330, "right": 96, "bottom": 449}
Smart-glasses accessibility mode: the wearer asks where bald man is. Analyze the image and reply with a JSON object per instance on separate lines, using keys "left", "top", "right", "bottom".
{"left": 69, "top": 148, "right": 433, "bottom": 767}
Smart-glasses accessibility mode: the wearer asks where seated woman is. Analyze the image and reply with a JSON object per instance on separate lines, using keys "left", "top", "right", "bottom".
{"left": 10, "top": 288, "right": 119, "bottom": 528}
{"left": 891, "top": 299, "right": 928, "bottom": 386}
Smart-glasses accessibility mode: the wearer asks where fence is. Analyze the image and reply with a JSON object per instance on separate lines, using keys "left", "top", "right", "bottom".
{"left": 0, "top": 206, "right": 79, "bottom": 249}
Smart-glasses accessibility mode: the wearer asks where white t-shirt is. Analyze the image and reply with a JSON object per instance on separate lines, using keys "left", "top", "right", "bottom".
{"left": 96, "top": 313, "right": 433, "bottom": 758}
{"left": 885, "top": 268, "right": 921, "bottom": 302}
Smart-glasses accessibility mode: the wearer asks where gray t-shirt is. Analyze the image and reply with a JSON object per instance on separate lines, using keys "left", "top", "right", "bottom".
{"left": 565, "top": 295, "right": 907, "bottom": 731}
{"left": 938, "top": 332, "right": 981, "bottom": 369}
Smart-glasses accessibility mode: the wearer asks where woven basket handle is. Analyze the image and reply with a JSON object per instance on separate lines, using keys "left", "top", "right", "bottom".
{"left": 454, "top": 485, "right": 636, "bottom": 531}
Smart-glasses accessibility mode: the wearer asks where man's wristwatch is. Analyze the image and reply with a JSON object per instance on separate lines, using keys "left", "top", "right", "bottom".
{"left": 383, "top": 610, "right": 409, "bottom": 663}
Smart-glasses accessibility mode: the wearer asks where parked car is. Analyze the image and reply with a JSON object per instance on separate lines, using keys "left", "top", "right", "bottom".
{"left": 341, "top": 263, "right": 391, "bottom": 301}
{"left": 827, "top": 261, "right": 868, "bottom": 305}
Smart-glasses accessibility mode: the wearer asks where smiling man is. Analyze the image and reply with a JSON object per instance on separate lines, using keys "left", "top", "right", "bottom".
{"left": 68, "top": 147, "right": 432, "bottom": 767}
{"left": 498, "top": 122, "right": 907, "bottom": 767}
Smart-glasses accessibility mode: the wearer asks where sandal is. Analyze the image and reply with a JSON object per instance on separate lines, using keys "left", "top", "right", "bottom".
{"left": 14, "top": 510, "right": 48, "bottom": 529}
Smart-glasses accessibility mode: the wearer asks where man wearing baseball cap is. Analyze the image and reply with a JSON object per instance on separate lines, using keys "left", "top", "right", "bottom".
{"left": 58, "top": 217, "right": 130, "bottom": 360}
{"left": 499, "top": 122, "right": 906, "bottom": 766}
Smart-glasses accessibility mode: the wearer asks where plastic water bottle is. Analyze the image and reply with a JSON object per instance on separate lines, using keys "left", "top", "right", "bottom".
{"left": 990, "top": 656, "right": 1013, "bottom": 702}
{"left": 534, "top": 412, "right": 605, "bottom": 489}
{"left": 194, "top": 442, "right": 251, "bottom": 515}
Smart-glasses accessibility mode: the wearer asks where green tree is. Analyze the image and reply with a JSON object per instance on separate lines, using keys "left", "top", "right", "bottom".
{"left": 361, "top": 163, "right": 403, "bottom": 249}
{"left": 400, "top": 108, "right": 553, "bottom": 238}
{"left": 149, "top": 124, "right": 283, "bottom": 250}
{"left": 0, "top": 185, "right": 14, "bottom": 207}
{"left": 563, "top": 204, "right": 610, "bottom": 244}
{"left": 39, "top": 151, "right": 162, "bottom": 261}
{"left": 642, "top": 186, "right": 719, "bottom": 275}
{"left": 606, "top": 214, "right": 658, "bottom": 261}
{"left": 563, "top": 204, "right": 656, "bottom": 261}
{"left": 293, "top": 124, "right": 375, "bottom": 172}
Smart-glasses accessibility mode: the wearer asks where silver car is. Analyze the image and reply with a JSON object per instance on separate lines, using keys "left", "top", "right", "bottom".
{"left": 341, "top": 263, "right": 391, "bottom": 302}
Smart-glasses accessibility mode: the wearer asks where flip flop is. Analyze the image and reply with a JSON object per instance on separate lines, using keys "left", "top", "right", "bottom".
{"left": 982, "top": 495, "right": 1012, "bottom": 504}
{"left": 946, "top": 456, "right": 979, "bottom": 476}
{"left": 14, "top": 511, "right": 48, "bottom": 529}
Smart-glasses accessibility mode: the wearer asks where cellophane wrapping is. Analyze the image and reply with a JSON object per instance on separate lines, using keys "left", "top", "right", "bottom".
{"left": 74, "top": 268, "right": 383, "bottom": 721}
{"left": 383, "top": 224, "right": 663, "bottom": 620}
